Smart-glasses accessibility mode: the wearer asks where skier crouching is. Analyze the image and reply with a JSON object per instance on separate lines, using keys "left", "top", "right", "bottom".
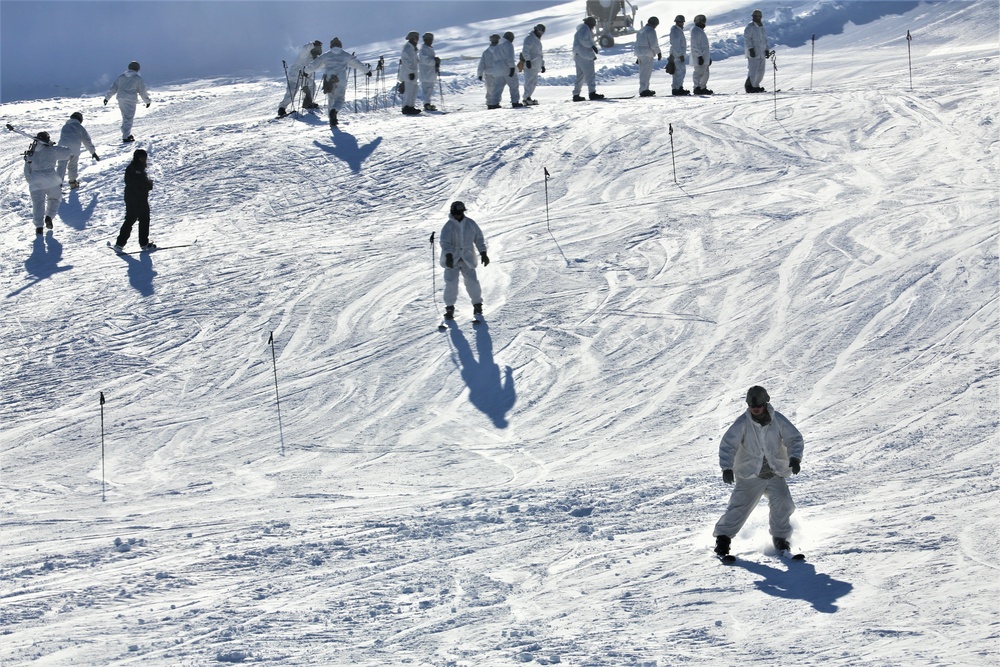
{"left": 439, "top": 201, "right": 489, "bottom": 321}
{"left": 713, "top": 386, "right": 804, "bottom": 559}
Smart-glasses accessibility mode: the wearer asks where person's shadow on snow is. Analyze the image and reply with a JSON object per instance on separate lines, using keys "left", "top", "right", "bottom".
{"left": 733, "top": 558, "right": 853, "bottom": 613}
{"left": 8, "top": 234, "right": 74, "bottom": 297}
{"left": 312, "top": 129, "right": 382, "bottom": 173}
{"left": 113, "top": 250, "right": 157, "bottom": 297}
{"left": 447, "top": 321, "right": 516, "bottom": 428}
{"left": 58, "top": 189, "right": 98, "bottom": 230}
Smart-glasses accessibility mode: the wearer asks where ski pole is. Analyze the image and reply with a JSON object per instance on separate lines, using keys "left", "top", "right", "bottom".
{"left": 438, "top": 74, "right": 444, "bottom": 110}
{"left": 100, "top": 392, "right": 106, "bottom": 502}
{"left": 810, "top": 34, "right": 815, "bottom": 90}
{"left": 770, "top": 51, "right": 778, "bottom": 120}
{"left": 543, "top": 167, "right": 551, "bottom": 235}
{"left": 906, "top": 30, "right": 913, "bottom": 91}
{"left": 267, "top": 332, "right": 285, "bottom": 456}
{"left": 282, "top": 60, "right": 297, "bottom": 114}
{"left": 430, "top": 231, "right": 438, "bottom": 312}
{"left": 668, "top": 124, "right": 677, "bottom": 183}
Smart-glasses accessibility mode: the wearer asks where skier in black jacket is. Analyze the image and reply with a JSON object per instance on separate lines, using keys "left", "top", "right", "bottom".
{"left": 113, "top": 149, "right": 155, "bottom": 252}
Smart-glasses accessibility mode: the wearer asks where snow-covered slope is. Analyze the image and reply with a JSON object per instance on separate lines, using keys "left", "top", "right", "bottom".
{"left": 1, "top": 2, "right": 997, "bottom": 665}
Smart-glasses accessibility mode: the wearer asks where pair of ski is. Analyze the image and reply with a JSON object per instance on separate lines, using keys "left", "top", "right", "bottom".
{"left": 108, "top": 239, "right": 198, "bottom": 255}
{"left": 438, "top": 317, "right": 483, "bottom": 331}
{"left": 718, "top": 549, "right": 806, "bottom": 565}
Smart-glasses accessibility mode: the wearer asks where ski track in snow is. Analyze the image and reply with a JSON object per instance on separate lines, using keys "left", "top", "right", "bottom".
{"left": 1, "top": 2, "right": 998, "bottom": 665}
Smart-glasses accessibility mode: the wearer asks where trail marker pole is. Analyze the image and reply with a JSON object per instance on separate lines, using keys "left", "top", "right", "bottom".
{"left": 668, "top": 124, "right": 677, "bottom": 183}
{"left": 906, "top": 30, "right": 913, "bottom": 91}
{"left": 268, "top": 332, "right": 285, "bottom": 456}
{"left": 810, "top": 34, "right": 816, "bottom": 90}
{"left": 543, "top": 168, "right": 552, "bottom": 234}
{"left": 100, "top": 392, "right": 106, "bottom": 502}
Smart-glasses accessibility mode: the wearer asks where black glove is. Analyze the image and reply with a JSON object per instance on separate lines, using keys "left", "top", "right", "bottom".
{"left": 592, "top": 45, "right": 599, "bottom": 54}
{"left": 408, "top": 73, "right": 415, "bottom": 80}
{"left": 790, "top": 458, "right": 801, "bottom": 475}
{"left": 657, "top": 52, "right": 662, "bottom": 60}
{"left": 526, "top": 60, "right": 531, "bottom": 69}
{"left": 445, "top": 253, "right": 453, "bottom": 268}
{"left": 103, "top": 99, "right": 108, "bottom": 106}
{"left": 541, "top": 66, "right": 546, "bottom": 73}
{"left": 698, "top": 56, "right": 704, "bottom": 66}
{"left": 91, "top": 153, "right": 100, "bottom": 161}
{"left": 480, "top": 251, "right": 490, "bottom": 267}
{"left": 679, "top": 55, "right": 685, "bottom": 62}
{"left": 509, "top": 67, "right": 515, "bottom": 77}
{"left": 749, "top": 48, "right": 756, "bottom": 58}
{"left": 145, "top": 102, "right": 150, "bottom": 108}
{"left": 478, "top": 75, "right": 483, "bottom": 81}
{"left": 366, "top": 70, "right": 372, "bottom": 77}
{"left": 722, "top": 469, "right": 734, "bottom": 484}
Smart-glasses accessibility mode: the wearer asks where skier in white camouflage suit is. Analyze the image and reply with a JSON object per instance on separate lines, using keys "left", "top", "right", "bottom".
{"left": 104, "top": 61, "right": 151, "bottom": 142}
{"left": 399, "top": 31, "right": 422, "bottom": 115}
{"left": 634, "top": 16, "right": 661, "bottom": 97}
{"left": 690, "top": 15, "right": 713, "bottom": 95}
{"left": 56, "top": 112, "right": 99, "bottom": 189}
{"left": 744, "top": 9, "right": 770, "bottom": 93}
{"left": 520, "top": 24, "right": 545, "bottom": 105}
{"left": 668, "top": 15, "right": 690, "bottom": 95}
{"left": 439, "top": 201, "right": 489, "bottom": 321}
{"left": 419, "top": 32, "right": 440, "bottom": 111}
{"left": 491, "top": 31, "right": 522, "bottom": 108}
{"left": 477, "top": 34, "right": 500, "bottom": 109}
{"left": 22, "top": 131, "right": 70, "bottom": 235}
{"left": 278, "top": 40, "right": 323, "bottom": 117}
{"left": 304, "top": 38, "right": 372, "bottom": 127}
{"left": 572, "top": 17, "right": 604, "bottom": 101}
{"left": 713, "top": 386, "right": 804, "bottom": 559}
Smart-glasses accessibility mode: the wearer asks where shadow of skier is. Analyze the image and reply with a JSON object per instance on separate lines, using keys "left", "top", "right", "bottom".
{"left": 58, "top": 189, "right": 98, "bottom": 231}
{"left": 732, "top": 557, "right": 853, "bottom": 613}
{"left": 7, "top": 233, "right": 74, "bottom": 298}
{"left": 312, "top": 130, "right": 383, "bottom": 174}
{"left": 447, "top": 320, "right": 516, "bottom": 428}
{"left": 113, "top": 250, "right": 157, "bottom": 297}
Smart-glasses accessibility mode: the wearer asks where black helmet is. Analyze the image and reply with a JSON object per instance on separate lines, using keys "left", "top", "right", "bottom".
{"left": 535, "top": 24, "right": 546, "bottom": 35}
{"left": 648, "top": 16, "right": 659, "bottom": 26}
{"left": 70, "top": 112, "right": 83, "bottom": 122}
{"left": 584, "top": 16, "right": 597, "bottom": 28}
{"left": 423, "top": 32, "right": 434, "bottom": 44}
{"left": 128, "top": 61, "right": 140, "bottom": 72}
{"left": 450, "top": 201, "right": 467, "bottom": 216}
{"left": 503, "top": 31, "right": 515, "bottom": 42}
{"left": 330, "top": 37, "right": 342, "bottom": 48}
{"left": 489, "top": 33, "right": 500, "bottom": 44}
{"left": 35, "top": 131, "right": 51, "bottom": 142}
{"left": 746, "top": 386, "right": 770, "bottom": 408}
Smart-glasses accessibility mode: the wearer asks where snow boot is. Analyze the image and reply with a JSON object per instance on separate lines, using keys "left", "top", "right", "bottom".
{"left": 402, "top": 105, "right": 422, "bottom": 115}
{"left": 69, "top": 179, "right": 80, "bottom": 189}
{"left": 277, "top": 107, "right": 287, "bottom": 118}
{"left": 44, "top": 216, "right": 53, "bottom": 229}
{"left": 512, "top": 101, "right": 524, "bottom": 108}
{"left": 773, "top": 537, "right": 791, "bottom": 552}
{"left": 140, "top": 242, "right": 157, "bottom": 251}
{"left": 36, "top": 227, "right": 44, "bottom": 236}
{"left": 639, "top": 89, "right": 656, "bottom": 97}
{"left": 572, "top": 95, "right": 586, "bottom": 102}
{"left": 672, "top": 88, "right": 691, "bottom": 96}
{"left": 714, "top": 535, "right": 731, "bottom": 557}
{"left": 487, "top": 104, "right": 501, "bottom": 109}
{"left": 444, "top": 306, "right": 455, "bottom": 321}
{"left": 745, "top": 77, "right": 754, "bottom": 93}
{"left": 329, "top": 109, "right": 338, "bottom": 127}
{"left": 473, "top": 303, "right": 483, "bottom": 317}
{"left": 588, "top": 91, "right": 605, "bottom": 100}
{"left": 424, "top": 103, "right": 437, "bottom": 111}
{"left": 112, "top": 243, "right": 124, "bottom": 253}
{"left": 123, "top": 135, "right": 135, "bottom": 143}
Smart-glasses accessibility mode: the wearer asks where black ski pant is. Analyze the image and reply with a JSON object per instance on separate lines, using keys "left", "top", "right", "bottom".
{"left": 116, "top": 198, "right": 150, "bottom": 247}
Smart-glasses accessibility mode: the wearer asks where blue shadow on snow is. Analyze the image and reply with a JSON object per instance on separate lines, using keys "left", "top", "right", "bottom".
{"left": 7, "top": 233, "right": 73, "bottom": 298}
{"left": 731, "top": 557, "right": 853, "bottom": 614}
{"left": 312, "top": 128, "right": 383, "bottom": 174}
{"left": 447, "top": 320, "right": 516, "bottom": 428}
{"left": 113, "top": 249, "right": 157, "bottom": 297}
{"left": 58, "top": 189, "right": 98, "bottom": 231}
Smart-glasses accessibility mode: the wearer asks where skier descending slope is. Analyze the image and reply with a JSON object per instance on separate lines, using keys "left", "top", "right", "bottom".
{"left": 113, "top": 149, "right": 156, "bottom": 252}
{"left": 713, "top": 386, "right": 805, "bottom": 563}
{"left": 439, "top": 201, "right": 490, "bottom": 323}
{"left": 104, "top": 61, "right": 151, "bottom": 142}
{"left": 304, "top": 38, "right": 372, "bottom": 128}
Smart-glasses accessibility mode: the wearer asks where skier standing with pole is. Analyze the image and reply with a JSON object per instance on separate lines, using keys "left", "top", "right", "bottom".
{"left": 399, "top": 31, "right": 422, "bottom": 115}
{"left": 278, "top": 41, "right": 322, "bottom": 117}
{"left": 419, "top": 32, "right": 440, "bottom": 111}
{"left": 439, "top": 201, "right": 490, "bottom": 323}
{"left": 743, "top": 9, "right": 771, "bottom": 93}
{"left": 303, "top": 38, "right": 372, "bottom": 128}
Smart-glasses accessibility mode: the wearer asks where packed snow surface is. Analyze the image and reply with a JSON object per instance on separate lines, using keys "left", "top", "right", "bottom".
{"left": 1, "top": 1, "right": 997, "bottom": 665}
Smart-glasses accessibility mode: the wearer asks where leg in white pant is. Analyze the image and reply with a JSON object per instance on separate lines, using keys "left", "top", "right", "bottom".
{"left": 713, "top": 475, "right": 795, "bottom": 539}
{"left": 443, "top": 261, "right": 482, "bottom": 307}
{"left": 638, "top": 57, "right": 654, "bottom": 92}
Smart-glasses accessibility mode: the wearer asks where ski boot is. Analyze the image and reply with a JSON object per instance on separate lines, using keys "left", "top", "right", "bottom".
{"left": 443, "top": 306, "right": 455, "bottom": 321}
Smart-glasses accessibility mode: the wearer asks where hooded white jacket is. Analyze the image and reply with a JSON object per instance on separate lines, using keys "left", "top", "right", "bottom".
{"left": 634, "top": 24, "right": 660, "bottom": 60}
{"left": 493, "top": 38, "right": 516, "bottom": 77}
{"left": 478, "top": 44, "right": 497, "bottom": 79}
{"left": 419, "top": 44, "right": 438, "bottom": 82}
{"left": 439, "top": 214, "right": 486, "bottom": 268}
{"left": 521, "top": 32, "right": 544, "bottom": 69}
{"left": 744, "top": 21, "right": 768, "bottom": 58}
{"left": 398, "top": 41, "right": 419, "bottom": 82}
{"left": 57, "top": 118, "right": 96, "bottom": 157}
{"left": 573, "top": 23, "right": 597, "bottom": 60}
{"left": 106, "top": 70, "right": 150, "bottom": 105}
{"left": 24, "top": 142, "right": 71, "bottom": 190}
{"left": 718, "top": 405, "right": 804, "bottom": 480}
{"left": 669, "top": 24, "right": 687, "bottom": 61}
{"left": 691, "top": 25, "right": 710, "bottom": 64}
{"left": 304, "top": 47, "right": 369, "bottom": 83}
